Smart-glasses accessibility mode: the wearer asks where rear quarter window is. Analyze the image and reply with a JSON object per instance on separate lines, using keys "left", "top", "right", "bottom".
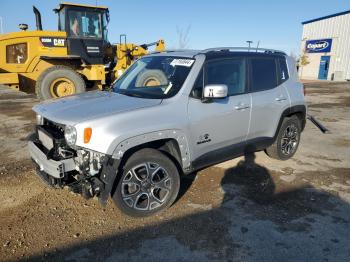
{"left": 250, "top": 57, "right": 277, "bottom": 92}
{"left": 278, "top": 57, "right": 289, "bottom": 84}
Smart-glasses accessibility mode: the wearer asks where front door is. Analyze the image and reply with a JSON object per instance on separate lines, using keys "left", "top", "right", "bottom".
{"left": 188, "top": 57, "right": 251, "bottom": 163}
{"left": 318, "top": 56, "right": 330, "bottom": 80}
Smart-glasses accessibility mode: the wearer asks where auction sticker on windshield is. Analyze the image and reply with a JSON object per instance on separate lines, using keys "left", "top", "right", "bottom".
{"left": 170, "top": 59, "right": 194, "bottom": 67}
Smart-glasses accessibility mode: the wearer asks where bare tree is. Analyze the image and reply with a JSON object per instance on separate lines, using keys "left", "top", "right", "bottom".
{"left": 298, "top": 49, "right": 310, "bottom": 79}
{"left": 176, "top": 25, "right": 191, "bottom": 49}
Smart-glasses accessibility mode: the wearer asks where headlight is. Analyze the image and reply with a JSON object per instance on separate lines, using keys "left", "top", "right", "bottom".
{"left": 36, "top": 114, "right": 44, "bottom": 125}
{"left": 64, "top": 125, "right": 77, "bottom": 147}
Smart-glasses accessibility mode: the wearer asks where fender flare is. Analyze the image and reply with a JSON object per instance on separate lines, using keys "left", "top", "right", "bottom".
{"left": 112, "top": 129, "right": 191, "bottom": 169}
{"left": 274, "top": 105, "right": 307, "bottom": 140}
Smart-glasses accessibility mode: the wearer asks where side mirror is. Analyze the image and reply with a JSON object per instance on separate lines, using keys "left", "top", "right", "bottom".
{"left": 203, "top": 84, "right": 228, "bottom": 99}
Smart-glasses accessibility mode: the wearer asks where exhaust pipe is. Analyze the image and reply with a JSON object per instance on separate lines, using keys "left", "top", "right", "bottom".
{"left": 33, "top": 6, "right": 42, "bottom": 31}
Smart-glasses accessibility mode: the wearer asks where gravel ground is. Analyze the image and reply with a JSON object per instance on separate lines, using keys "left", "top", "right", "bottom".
{"left": 0, "top": 82, "right": 350, "bottom": 262}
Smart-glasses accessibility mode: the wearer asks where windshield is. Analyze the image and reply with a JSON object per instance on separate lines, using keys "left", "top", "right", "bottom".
{"left": 113, "top": 56, "right": 195, "bottom": 99}
{"left": 68, "top": 10, "right": 104, "bottom": 38}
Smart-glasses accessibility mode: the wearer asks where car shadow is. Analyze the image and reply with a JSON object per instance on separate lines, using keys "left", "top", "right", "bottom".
{"left": 25, "top": 152, "right": 350, "bottom": 262}
{"left": 174, "top": 172, "right": 198, "bottom": 204}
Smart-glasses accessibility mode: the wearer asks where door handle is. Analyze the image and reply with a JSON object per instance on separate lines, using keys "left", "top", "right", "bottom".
{"left": 275, "top": 97, "right": 287, "bottom": 102}
{"left": 234, "top": 104, "right": 250, "bottom": 110}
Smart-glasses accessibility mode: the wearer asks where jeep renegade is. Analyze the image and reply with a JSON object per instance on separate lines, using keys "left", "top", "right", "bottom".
{"left": 29, "top": 47, "right": 306, "bottom": 217}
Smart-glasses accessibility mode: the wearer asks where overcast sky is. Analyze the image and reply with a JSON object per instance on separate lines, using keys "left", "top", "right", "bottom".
{"left": 0, "top": 0, "right": 349, "bottom": 55}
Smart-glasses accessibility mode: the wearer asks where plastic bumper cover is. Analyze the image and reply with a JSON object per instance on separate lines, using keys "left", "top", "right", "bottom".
{"left": 28, "top": 141, "right": 76, "bottom": 178}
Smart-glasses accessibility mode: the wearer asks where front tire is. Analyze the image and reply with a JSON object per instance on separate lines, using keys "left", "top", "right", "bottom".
{"left": 35, "top": 65, "right": 86, "bottom": 100}
{"left": 112, "top": 148, "right": 180, "bottom": 217}
{"left": 265, "top": 115, "right": 301, "bottom": 160}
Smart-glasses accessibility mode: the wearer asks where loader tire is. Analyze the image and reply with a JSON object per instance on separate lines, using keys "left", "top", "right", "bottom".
{"left": 36, "top": 65, "right": 86, "bottom": 100}
{"left": 135, "top": 69, "right": 168, "bottom": 87}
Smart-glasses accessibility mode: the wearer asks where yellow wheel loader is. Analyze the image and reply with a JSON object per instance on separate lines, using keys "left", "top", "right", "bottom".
{"left": 0, "top": 3, "right": 165, "bottom": 100}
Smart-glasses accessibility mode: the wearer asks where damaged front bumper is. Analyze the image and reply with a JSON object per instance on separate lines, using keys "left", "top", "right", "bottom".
{"left": 28, "top": 141, "right": 76, "bottom": 179}
{"left": 27, "top": 121, "right": 119, "bottom": 206}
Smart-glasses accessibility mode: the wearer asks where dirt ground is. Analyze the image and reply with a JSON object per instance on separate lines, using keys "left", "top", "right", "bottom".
{"left": 0, "top": 82, "right": 350, "bottom": 262}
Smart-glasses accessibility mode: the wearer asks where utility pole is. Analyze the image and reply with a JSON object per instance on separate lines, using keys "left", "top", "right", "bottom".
{"left": 246, "top": 40, "right": 253, "bottom": 51}
{"left": 0, "top": 17, "right": 3, "bottom": 34}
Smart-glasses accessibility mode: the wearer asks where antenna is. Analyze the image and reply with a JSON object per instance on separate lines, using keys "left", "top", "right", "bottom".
{"left": 255, "top": 41, "right": 260, "bottom": 52}
{"left": 246, "top": 40, "right": 253, "bottom": 52}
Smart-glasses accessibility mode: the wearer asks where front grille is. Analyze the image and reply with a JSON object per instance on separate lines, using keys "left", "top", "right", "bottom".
{"left": 36, "top": 119, "right": 73, "bottom": 160}
{"left": 43, "top": 119, "right": 65, "bottom": 138}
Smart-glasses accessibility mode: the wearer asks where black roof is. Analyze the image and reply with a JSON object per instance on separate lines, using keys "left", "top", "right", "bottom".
{"left": 302, "top": 10, "right": 350, "bottom": 25}
{"left": 204, "top": 50, "right": 286, "bottom": 60}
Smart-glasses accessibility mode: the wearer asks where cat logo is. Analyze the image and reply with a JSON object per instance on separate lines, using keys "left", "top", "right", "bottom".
{"left": 209, "top": 89, "right": 214, "bottom": 97}
{"left": 40, "top": 37, "right": 66, "bottom": 47}
{"left": 53, "top": 39, "right": 65, "bottom": 47}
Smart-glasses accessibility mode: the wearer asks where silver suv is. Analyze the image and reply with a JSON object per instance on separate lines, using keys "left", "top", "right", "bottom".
{"left": 29, "top": 47, "right": 306, "bottom": 217}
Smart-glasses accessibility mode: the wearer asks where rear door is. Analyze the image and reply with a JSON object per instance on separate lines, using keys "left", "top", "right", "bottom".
{"left": 247, "top": 56, "right": 290, "bottom": 140}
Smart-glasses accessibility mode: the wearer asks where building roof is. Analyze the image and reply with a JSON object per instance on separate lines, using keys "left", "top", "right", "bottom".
{"left": 302, "top": 10, "right": 350, "bottom": 25}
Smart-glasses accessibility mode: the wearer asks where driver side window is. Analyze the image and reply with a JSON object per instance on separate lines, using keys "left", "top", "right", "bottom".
{"left": 206, "top": 58, "right": 246, "bottom": 96}
{"left": 190, "top": 58, "right": 246, "bottom": 99}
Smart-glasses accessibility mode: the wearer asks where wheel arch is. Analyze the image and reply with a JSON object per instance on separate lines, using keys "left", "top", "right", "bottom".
{"left": 98, "top": 133, "right": 190, "bottom": 206}
{"left": 274, "top": 105, "right": 306, "bottom": 140}
{"left": 112, "top": 130, "right": 191, "bottom": 171}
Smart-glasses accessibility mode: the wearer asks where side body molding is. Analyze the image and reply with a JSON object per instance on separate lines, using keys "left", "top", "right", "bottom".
{"left": 111, "top": 129, "right": 191, "bottom": 169}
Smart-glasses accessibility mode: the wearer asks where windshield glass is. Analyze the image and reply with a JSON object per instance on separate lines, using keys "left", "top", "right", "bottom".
{"left": 68, "top": 10, "right": 104, "bottom": 38}
{"left": 113, "top": 56, "right": 195, "bottom": 99}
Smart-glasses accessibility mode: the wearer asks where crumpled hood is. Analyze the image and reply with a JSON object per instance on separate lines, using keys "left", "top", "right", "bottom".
{"left": 33, "top": 91, "right": 162, "bottom": 126}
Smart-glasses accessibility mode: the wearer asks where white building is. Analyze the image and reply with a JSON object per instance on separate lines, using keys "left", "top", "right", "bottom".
{"left": 300, "top": 10, "right": 350, "bottom": 81}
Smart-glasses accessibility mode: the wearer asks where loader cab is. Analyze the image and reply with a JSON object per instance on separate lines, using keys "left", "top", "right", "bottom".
{"left": 55, "top": 3, "right": 111, "bottom": 64}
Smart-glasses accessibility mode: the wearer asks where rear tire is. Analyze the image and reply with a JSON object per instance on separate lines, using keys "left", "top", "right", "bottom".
{"left": 35, "top": 65, "right": 86, "bottom": 100}
{"left": 112, "top": 148, "right": 180, "bottom": 217}
{"left": 265, "top": 115, "right": 301, "bottom": 160}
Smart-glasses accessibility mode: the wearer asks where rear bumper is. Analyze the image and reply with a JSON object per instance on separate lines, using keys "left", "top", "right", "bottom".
{"left": 28, "top": 141, "right": 76, "bottom": 179}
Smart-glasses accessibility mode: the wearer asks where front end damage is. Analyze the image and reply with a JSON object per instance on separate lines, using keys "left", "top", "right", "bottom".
{"left": 28, "top": 119, "right": 114, "bottom": 204}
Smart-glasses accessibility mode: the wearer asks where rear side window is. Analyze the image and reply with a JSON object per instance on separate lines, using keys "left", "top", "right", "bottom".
{"left": 278, "top": 57, "right": 289, "bottom": 84}
{"left": 250, "top": 58, "right": 277, "bottom": 92}
{"left": 6, "top": 43, "right": 28, "bottom": 64}
{"left": 205, "top": 58, "right": 246, "bottom": 96}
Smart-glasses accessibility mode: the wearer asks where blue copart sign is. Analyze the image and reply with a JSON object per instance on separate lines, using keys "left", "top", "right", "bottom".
{"left": 305, "top": 39, "right": 332, "bottom": 53}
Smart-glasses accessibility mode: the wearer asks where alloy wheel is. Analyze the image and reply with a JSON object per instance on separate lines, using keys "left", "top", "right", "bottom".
{"left": 281, "top": 124, "right": 299, "bottom": 156}
{"left": 121, "top": 162, "right": 172, "bottom": 211}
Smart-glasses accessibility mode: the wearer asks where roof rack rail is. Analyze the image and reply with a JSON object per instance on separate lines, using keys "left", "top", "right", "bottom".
{"left": 148, "top": 49, "right": 189, "bottom": 54}
{"left": 200, "top": 47, "right": 286, "bottom": 55}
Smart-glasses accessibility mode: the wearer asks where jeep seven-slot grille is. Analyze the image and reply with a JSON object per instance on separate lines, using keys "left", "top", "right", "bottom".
{"left": 43, "top": 119, "right": 65, "bottom": 139}
{"left": 37, "top": 119, "right": 68, "bottom": 159}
